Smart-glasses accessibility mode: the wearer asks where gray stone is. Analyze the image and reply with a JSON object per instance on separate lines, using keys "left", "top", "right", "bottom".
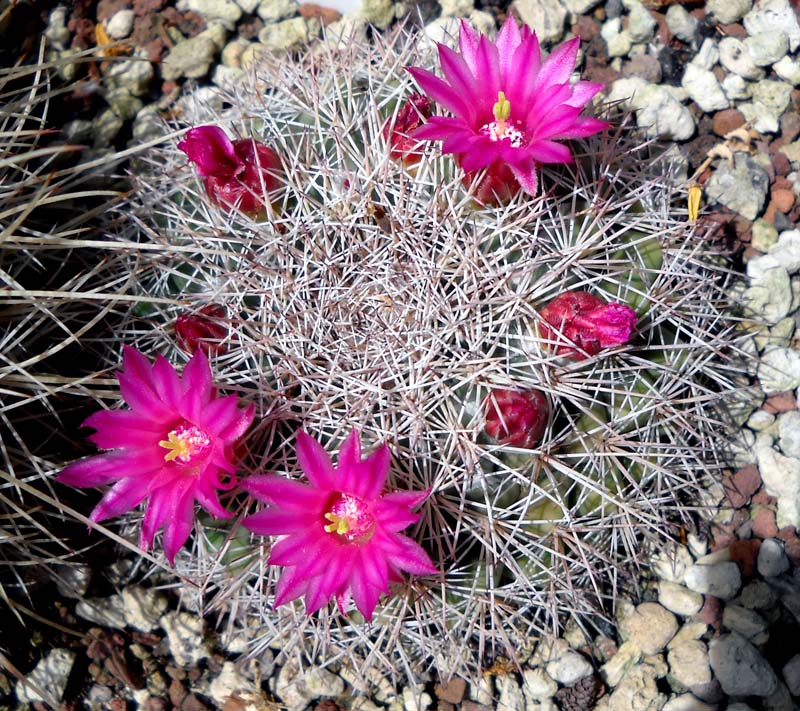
{"left": 15, "top": 649, "right": 76, "bottom": 704}
{"left": 684, "top": 561, "right": 741, "bottom": 599}
{"left": 744, "top": 0, "right": 800, "bottom": 52}
{"left": 52, "top": 564, "right": 91, "bottom": 599}
{"left": 212, "top": 64, "right": 245, "bottom": 90}
{"left": 722, "top": 604, "right": 769, "bottom": 644}
{"left": 92, "top": 109, "right": 124, "bottom": 147}
{"left": 657, "top": 581, "right": 703, "bottom": 617}
{"left": 105, "top": 50, "right": 154, "bottom": 96}
{"left": 105, "top": 88, "right": 143, "bottom": 121}
{"left": 602, "top": 19, "right": 634, "bottom": 58}
{"left": 757, "top": 538, "right": 790, "bottom": 578}
{"left": 618, "top": 602, "right": 678, "bottom": 654}
{"left": 778, "top": 410, "right": 800, "bottom": 457}
{"left": 106, "top": 9, "right": 135, "bottom": 38}
{"left": 709, "top": 632, "right": 778, "bottom": 696}
{"left": 662, "top": 695, "right": 716, "bottom": 711}
{"left": 751, "top": 79, "right": 793, "bottom": 117}
{"left": 161, "top": 611, "right": 209, "bottom": 667}
{"left": 161, "top": 34, "right": 219, "bottom": 80}
{"left": 401, "top": 686, "right": 433, "bottom": 711}
{"left": 259, "top": 17, "right": 321, "bottom": 50}
{"left": 740, "top": 580, "right": 779, "bottom": 609}
{"left": 514, "top": 0, "right": 567, "bottom": 43}
{"left": 742, "top": 255, "right": 792, "bottom": 324}
{"left": 722, "top": 74, "right": 751, "bottom": 100}
{"left": 739, "top": 101, "right": 780, "bottom": 134}
{"left": 257, "top": 0, "right": 298, "bottom": 21}
{"left": 783, "top": 655, "right": 800, "bottom": 696}
{"left": 666, "top": 5, "right": 698, "bottom": 44}
{"left": 76, "top": 594, "right": 126, "bottom": 627}
{"left": 745, "top": 31, "right": 788, "bottom": 67}
{"left": 719, "top": 37, "right": 765, "bottom": 80}
{"left": 496, "top": 674, "right": 525, "bottom": 711}
{"left": 186, "top": 0, "right": 241, "bottom": 28}
{"left": 625, "top": 0, "right": 657, "bottom": 42}
{"left": 707, "top": 0, "right": 751, "bottom": 23}
{"left": 769, "top": 229, "right": 800, "bottom": 273}
{"left": 522, "top": 668, "right": 558, "bottom": 701}
{"left": 681, "top": 64, "right": 728, "bottom": 112}
{"left": 122, "top": 585, "right": 168, "bottom": 632}
{"left": 774, "top": 55, "right": 800, "bottom": 86}
{"left": 764, "top": 681, "right": 794, "bottom": 711}
{"left": 705, "top": 153, "right": 769, "bottom": 220}
{"left": 759, "top": 349, "right": 800, "bottom": 395}
{"left": 667, "top": 640, "right": 711, "bottom": 690}
{"left": 45, "top": 6, "right": 72, "bottom": 49}
{"left": 747, "top": 408, "right": 776, "bottom": 431}
{"left": 540, "top": 640, "right": 594, "bottom": 685}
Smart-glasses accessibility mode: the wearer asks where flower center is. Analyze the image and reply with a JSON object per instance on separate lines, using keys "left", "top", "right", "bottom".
{"left": 323, "top": 493, "right": 376, "bottom": 543}
{"left": 479, "top": 91, "right": 526, "bottom": 147}
{"left": 158, "top": 424, "right": 211, "bottom": 465}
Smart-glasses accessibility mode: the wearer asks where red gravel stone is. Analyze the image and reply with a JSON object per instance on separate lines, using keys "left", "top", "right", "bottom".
{"left": 730, "top": 538, "right": 761, "bottom": 578}
{"left": 573, "top": 15, "right": 600, "bottom": 39}
{"left": 718, "top": 22, "right": 748, "bottom": 38}
{"left": 772, "top": 150, "right": 792, "bottom": 177}
{"left": 299, "top": 3, "right": 342, "bottom": 25}
{"left": 751, "top": 507, "right": 779, "bottom": 539}
{"left": 435, "top": 677, "right": 467, "bottom": 704}
{"left": 696, "top": 595, "right": 723, "bottom": 628}
{"left": 763, "top": 391, "right": 796, "bottom": 413}
{"left": 723, "top": 464, "right": 762, "bottom": 508}
{"left": 710, "top": 522, "right": 737, "bottom": 550}
{"left": 782, "top": 111, "right": 800, "bottom": 143}
{"left": 771, "top": 188, "right": 796, "bottom": 213}
{"left": 777, "top": 528, "right": 800, "bottom": 565}
{"left": 712, "top": 109, "right": 746, "bottom": 137}
{"left": 751, "top": 489, "right": 777, "bottom": 506}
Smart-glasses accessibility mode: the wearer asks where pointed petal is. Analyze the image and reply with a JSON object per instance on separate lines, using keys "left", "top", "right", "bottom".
{"left": 296, "top": 430, "right": 336, "bottom": 489}
{"left": 241, "top": 507, "right": 313, "bottom": 535}
{"left": 83, "top": 409, "right": 163, "bottom": 450}
{"left": 89, "top": 474, "right": 156, "bottom": 523}
{"left": 411, "top": 117, "right": 474, "bottom": 142}
{"left": 181, "top": 349, "right": 213, "bottom": 422}
{"left": 241, "top": 474, "right": 327, "bottom": 510}
{"left": 162, "top": 485, "right": 195, "bottom": 564}
{"left": 201, "top": 395, "right": 238, "bottom": 436}
{"left": 565, "top": 80, "right": 604, "bottom": 108}
{"left": 304, "top": 550, "right": 350, "bottom": 614}
{"left": 504, "top": 33, "right": 542, "bottom": 108}
{"left": 384, "top": 533, "right": 439, "bottom": 575}
{"left": 496, "top": 16, "right": 522, "bottom": 82}
{"left": 359, "top": 546, "right": 390, "bottom": 592}
{"left": 218, "top": 402, "right": 255, "bottom": 442}
{"left": 458, "top": 19, "right": 481, "bottom": 72}
{"left": 553, "top": 116, "right": 610, "bottom": 139}
{"left": 268, "top": 531, "right": 326, "bottom": 567}
{"left": 152, "top": 355, "right": 182, "bottom": 411}
{"left": 356, "top": 442, "right": 391, "bottom": 499}
{"left": 350, "top": 562, "right": 382, "bottom": 621}
{"left": 473, "top": 35, "right": 502, "bottom": 116}
{"left": 273, "top": 566, "right": 309, "bottom": 607}
{"left": 407, "top": 67, "right": 474, "bottom": 123}
{"left": 438, "top": 45, "right": 480, "bottom": 123}
{"left": 194, "top": 475, "right": 232, "bottom": 519}
{"left": 537, "top": 37, "right": 580, "bottom": 90}
{"left": 118, "top": 347, "right": 170, "bottom": 417}
{"left": 58, "top": 450, "right": 163, "bottom": 488}
{"left": 508, "top": 158, "right": 539, "bottom": 196}
{"left": 140, "top": 482, "right": 174, "bottom": 549}
{"left": 336, "top": 430, "right": 362, "bottom": 471}
{"left": 458, "top": 144, "right": 500, "bottom": 172}
{"left": 523, "top": 139, "right": 573, "bottom": 163}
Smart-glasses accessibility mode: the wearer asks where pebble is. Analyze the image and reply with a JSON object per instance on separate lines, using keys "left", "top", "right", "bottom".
{"left": 540, "top": 640, "right": 594, "bottom": 685}
{"left": 161, "top": 33, "right": 221, "bottom": 81}
{"left": 773, "top": 55, "right": 800, "bottom": 86}
{"left": 712, "top": 108, "right": 746, "bottom": 136}
{"left": 106, "top": 8, "right": 135, "bottom": 38}
{"left": 777, "top": 411, "right": 800, "bottom": 459}
{"left": 722, "top": 74, "right": 751, "bottom": 100}
{"left": 740, "top": 579, "right": 779, "bottom": 609}
{"left": 258, "top": 16, "right": 321, "bottom": 50}
{"left": 658, "top": 581, "right": 703, "bottom": 616}
{"left": 607, "top": 78, "right": 695, "bottom": 140}
{"left": 744, "top": 31, "right": 788, "bottom": 67}
{"left": 684, "top": 561, "right": 742, "bottom": 599}
{"left": 769, "top": 229, "right": 800, "bottom": 273}
{"left": 624, "top": 0, "right": 657, "bottom": 42}
{"left": 743, "top": 0, "right": 800, "bottom": 52}
{"left": 15, "top": 649, "right": 76, "bottom": 704}
{"left": 759, "top": 348, "right": 800, "bottom": 395}
{"left": 601, "top": 18, "right": 634, "bottom": 58}
{"left": 722, "top": 604, "right": 770, "bottom": 644}
{"left": 705, "top": 153, "right": 769, "bottom": 220}
{"left": 723, "top": 464, "right": 762, "bottom": 508}
{"left": 53, "top": 564, "right": 91, "bottom": 599}
{"left": 617, "top": 601, "right": 678, "bottom": 654}
{"left": 706, "top": 0, "right": 752, "bottom": 23}
{"left": 665, "top": 5, "right": 698, "bottom": 44}
{"left": 76, "top": 594, "right": 127, "bottom": 628}
{"left": 522, "top": 668, "right": 558, "bottom": 701}
{"left": 719, "top": 37, "right": 765, "bottom": 80}
{"left": 691, "top": 38, "right": 719, "bottom": 70}
{"left": 594, "top": 665, "right": 666, "bottom": 711}
{"left": 161, "top": 612, "right": 210, "bottom": 667}
{"left": 757, "top": 537, "right": 790, "bottom": 577}
{"left": 123, "top": 585, "right": 168, "bottom": 632}
{"left": 662, "top": 694, "right": 717, "bottom": 711}
{"left": 496, "top": 674, "right": 525, "bottom": 711}
{"left": 667, "top": 640, "right": 711, "bottom": 690}
{"left": 652, "top": 545, "right": 694, "bottom": 583}
{"left": 782, "top": 655, "right": 800, "bottom": 696}
{"left": 514, "top": 0, "right": 566, "bottom": 41}
{"left": 681, "top": 64, "right": 729, "bottom": 112}
{"left": 751, "top": 219, "right": 779, "bottom": 252}
{"left": 709, "top": 632, "right": 779, "bottom": 696}
{"left": 257, "top": 0, "right": 298, "bottom": 21}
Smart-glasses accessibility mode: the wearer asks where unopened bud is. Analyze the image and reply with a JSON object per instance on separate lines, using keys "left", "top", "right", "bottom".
{"left": 483, "top": 388, "right": 549, "bottom": 448}
{"left": 175, "top": 304, "right": 228, "bottom": 355}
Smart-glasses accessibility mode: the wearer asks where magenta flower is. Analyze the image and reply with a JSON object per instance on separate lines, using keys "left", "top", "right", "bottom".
{"left": 484, "top": 388, "right": 549, "bottom": 448}
{"left": 539, "top": 290, "right": 637, "bottom": 359}
{"left": 382, "top": 92, "right": 432, "bottom": 165}
{"left": 407, "top": 18, "right": 608, "bottom": 202}
{"left": 241, "top": 430, "right": 437, "bottom": 621}
{"left": 178, "top": 125, "right": 283, "bottom": 216}
{"left": 57, "top": 347, "right": 255, "bottom": 564}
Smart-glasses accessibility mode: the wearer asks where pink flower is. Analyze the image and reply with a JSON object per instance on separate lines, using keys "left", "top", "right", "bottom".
{"left": 539, "top": 290, "right": 637, "bottom": 359}
{"left": 57, "top": 347, "right": 255, "bottom": 564}
{"left": 178, "top": 125, "right": 283, "bottom": 216}
{"left": 382, "top": 92, "right": 432, "bottom": 165}
{"left": 484, "top": 388, "right": 549, "bottom": 448}
{"left": 241, "top": 430, "right": 437, "bottom": 621}
{"left": 407, "top": 18, "right": 608, "bottom": 202}
{"left": 175, "top": 304, "right": 228, "bottom": 356}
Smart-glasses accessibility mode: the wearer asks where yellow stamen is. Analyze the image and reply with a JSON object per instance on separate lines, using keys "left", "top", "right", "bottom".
{"left": 493, "top": 91, "right": 511, "bottom": 123}
{"left": 324, "top": 512, "right": 350, "bottom": 535}
{"left": 159, "top": 431, "right": 191, "bottom": 462}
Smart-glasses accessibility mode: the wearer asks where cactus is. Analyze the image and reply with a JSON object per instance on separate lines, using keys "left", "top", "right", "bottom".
{"left": 66, "top": 25, "right": 738, "bottom": 683}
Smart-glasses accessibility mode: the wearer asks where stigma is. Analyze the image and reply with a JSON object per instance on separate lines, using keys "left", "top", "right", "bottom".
{"left": 159, "top": 424, "right": 211, "bottom": 464}
{"left": 479, "top": 91, "right": 525, "bottom": 147}
{"left": 323, "top": 493, "right": 376, "bottom": 543}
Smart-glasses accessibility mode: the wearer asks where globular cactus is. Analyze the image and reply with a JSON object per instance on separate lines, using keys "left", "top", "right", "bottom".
{"left": 85, "top": 24, "right": 737, "bottom": 683}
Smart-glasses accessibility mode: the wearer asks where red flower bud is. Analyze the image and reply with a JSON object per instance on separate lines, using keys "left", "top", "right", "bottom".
{"left": 175, "top": 304, "right": 228, "bottom": 355}
{"left": 462, "top": 161, "right": 522, "bottom": 206}
{"left": 383, "top": 93, "right": 431, "bottom": 165}
{"left": 483, "top": 388, "right": 549, "bottom": 448}
{"left": 178, "top": 126, "right": 283, "bottom": 216}
{"left": 539, "top": 291, "right": 637, "bottom": 360}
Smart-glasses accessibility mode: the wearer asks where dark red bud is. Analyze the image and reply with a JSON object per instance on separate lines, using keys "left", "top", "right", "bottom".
{"left": 383, "top": 93, "right": 431, "bottom": 165}
{"left": 483, "top": 388, "right": 549, "bottom": 448}
{"left": 175, "top": 304, "right": 228, "bottom": 355}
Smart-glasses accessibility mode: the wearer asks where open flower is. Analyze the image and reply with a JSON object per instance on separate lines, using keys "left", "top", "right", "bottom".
{"left": 539, "top": 290, "right": 637, "bottom": 359}
{"left": 57, "top": 347, "right": 255, "bottom": 564}
{"left": 242, "top": 430, "right": 437, "bottom": 621}
{"left": 382, "top": 92, "right": 432, "bottom": 165}
{"left": 178, "top": 125, "right": 283, "bottom": 215}
{"left": 408, "top": 17, "right": 608, "bottom": 201}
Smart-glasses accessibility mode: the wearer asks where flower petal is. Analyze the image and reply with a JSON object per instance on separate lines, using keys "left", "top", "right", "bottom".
{"left": 496, "top": 16, "right": 523, "bottom": 82}
{"left": 89, "top": 474, "right": 156, "bottom": 523}
{"left": 242, "top": 507, "right": 314, "bottom": 535}
{"left": 83, "top": 409, "right": 164, "bottom": 450}
{"left": 350, "top": 564, "right": 382, "bottom": 621}
{"left": 458, "top": 18, "right": 481, "bottom": 72}
{"left": 242, "top": 474, "right": 327, "bottom": 510}
{"left": 152, "top": 355, "right": 183, "bottom": 411}
{"left": 296, "top": 430, "right": 336, "bottom": 489}
{"left": 181, "top": 349, "right": 214, "bottom": 422}
{"left": 411, "top": 117, "right": 473, "bottom": 142}
{"left": 356, "top": 442, "right": 391, "bottom": 500}
{"left": 273, "top": 566, "right": 309, "bottom": 607}
{"left": 177, "top": 126, "right": 241, "bottom": 179}
{"left": 268, "top": 531, "right": 326, "bottom": 567}
{"left": 118, "top": 347, "right": 169, "bottom": 417}
{"left": 522, "top": 139, "right": 573, "bottom": 163}
{"left": 438, "top": 45, "right": 480, "bottom": 123}
{"left": 407, "top": 67, "right": 474, "bottom": 122}
{"left": 536, "top": 37, "right": 580, "bottom": 90}
{"left": 508, "top": 158, "right": 539, "bottom": 196}
{"left": 218, "top": 402, "right": 255, "bottom": 441}
{"left": 58, "top": 450, "right": 163, "bottom": 488}
{"left": 565, "top": 80, "right": 604, "bottom": 108}
{"left": 162, "top": 484, "right": 196, "bottom": 564}
{"left": 504, "top": 33, "right": 542, "bottom": 109}
{"left": 473, "top": 35, "right": 502, "bottom": 117}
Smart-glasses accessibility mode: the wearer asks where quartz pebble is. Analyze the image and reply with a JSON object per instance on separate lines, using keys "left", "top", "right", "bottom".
{"left": 658, "top": 581, "right": 704, "bottom": 616}
{"left": 709, "top": 632, "right": 779, "bottom": 696}
{"left": 15, "top": 649, "right": 76, "bottom": 704}
{"left": 757, "top": 537, "right": 790, "bottom": 577}
{"left": 618, "top": 602, "right": 678, "bottom": 654}
{"left": 684, "top": 561, "right": 742, "bottom": 599}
